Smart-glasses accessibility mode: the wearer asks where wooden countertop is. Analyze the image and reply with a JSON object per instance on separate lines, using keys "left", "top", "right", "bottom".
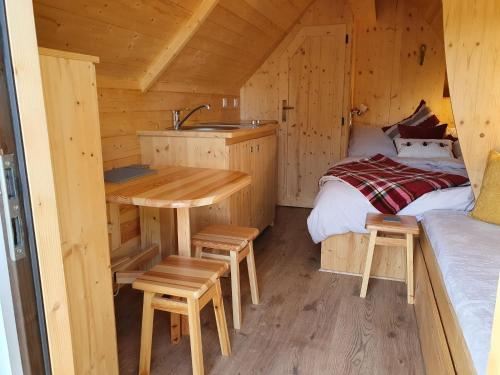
{"left": 137, "top": 123, "right": 278, "bottom": 143}
{"left": 105, "top": 165, "right": 251, "bottom": 208}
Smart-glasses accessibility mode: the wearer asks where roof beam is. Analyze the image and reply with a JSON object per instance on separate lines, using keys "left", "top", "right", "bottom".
{"left": 139, "top": 0, "right": 219, "bottom": 92}
{"left": 348, "top": 0, "right": 377, "bottom": 25}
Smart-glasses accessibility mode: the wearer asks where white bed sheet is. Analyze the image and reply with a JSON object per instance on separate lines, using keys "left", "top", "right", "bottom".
{"left": 307, "top": 157, "right": 474, "bottom": 243}
{"left": 422, "top": 210, "right": 500, "bottom": 375}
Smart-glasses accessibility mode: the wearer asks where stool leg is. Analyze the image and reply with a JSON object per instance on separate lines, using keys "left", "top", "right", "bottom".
{"left": 194, "top": 245, "right": 203, "bottom": 258}
{"left": 406, "top": 234, "right": 414, "bottom": 304}
{"left": 230, "top": 251, "right": 242, "bottom": 329}
{"left": 212, "top": 280, "right": 231, "bottom": 356}
{"left": 360, "top": 230, "right": 377, "bottom": 298}
{"left": 246, "top": 242, "right": 260, "bottom": 304}
{"left": 187, "top": 298, "right": 204, "bottom": 375}
{"left": 139, "top": 292, "right": 155, "bottom": 375}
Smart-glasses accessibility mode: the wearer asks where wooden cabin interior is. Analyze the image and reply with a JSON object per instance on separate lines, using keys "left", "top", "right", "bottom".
{"left": 1, "top": 0, "right": 500, "bottom": 374}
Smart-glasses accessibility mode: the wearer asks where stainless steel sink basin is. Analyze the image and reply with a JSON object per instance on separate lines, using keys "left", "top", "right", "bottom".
{"left": 183, "top": 125, "right": 241, "bottom": 131}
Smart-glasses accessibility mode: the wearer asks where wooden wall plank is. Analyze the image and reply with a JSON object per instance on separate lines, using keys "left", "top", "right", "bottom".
{"left": 442, "top": 0, "right": 500, "bottom": 195}
{"left": 348, "top": 0, "right": 377, "bottom": 24}
{"left": 4, "top": 1, "right": 76, "bottom": 373}
{"left": 40, "top": 52, "right": 118, "bottom": 375}
{"left": 352, "top": 0, "right": 452, "bottom": 128}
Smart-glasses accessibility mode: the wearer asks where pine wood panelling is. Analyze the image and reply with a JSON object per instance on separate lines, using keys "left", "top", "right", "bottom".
{"left": 279, "top": 25, "right": 348, "bottom": 207}
{"left": 348, "top": 0, "right": 377, "bottom": 24}
{"left": 33, "top": 0, "right": 315, "bottom": 94}
{"left": 321, "top": 232, "right": 406, "bottom": 281}
{"left": 140, "top": 0, "right": 220, "bottom": 92}
{"left": 418, "top": 227, "right": 475, "bottom": 374}
{"left": 414, "top": 239, "right": 455, "bottom": 375}
{"left": 241, "top": 0, "right": 353, "bottom": 121}
{"left": 352, "top": 0, "right": 452, "bottom": 128}
{"left": 241, "top": 0, "right": 353, "bottom": 207}
{"left": 98, "top": 88, "right": 239, "bottom": 170}
{"left": 4, "top": 2, "right": 75, "bottom": 373}
{"left": 442, "top": 0, "right": 500, "bottom": 196}
{"left": 39, "top": 49, "right": 119, "bottom": 374}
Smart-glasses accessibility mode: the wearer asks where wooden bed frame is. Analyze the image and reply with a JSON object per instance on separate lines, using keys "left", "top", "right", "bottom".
{"left": 320, "top": 232, "right": 406, "bottom": 281}
{"left": 414, "top": 229, "right": 475, "bottom": 374}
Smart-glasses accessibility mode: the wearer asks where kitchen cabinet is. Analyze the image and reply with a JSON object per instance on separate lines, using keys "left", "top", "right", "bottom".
{"left": 138, "top": 125, "right": 277, "bottom": 242}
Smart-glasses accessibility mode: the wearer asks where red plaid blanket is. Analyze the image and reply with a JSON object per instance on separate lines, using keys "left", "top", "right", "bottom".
{"left": 322, "top": 154, "right": 470, "bottom": 214}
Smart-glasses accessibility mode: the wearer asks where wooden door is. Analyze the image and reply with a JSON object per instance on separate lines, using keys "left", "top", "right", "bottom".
{"left": 279, "top": 25, "right": 348, "bottom": 207}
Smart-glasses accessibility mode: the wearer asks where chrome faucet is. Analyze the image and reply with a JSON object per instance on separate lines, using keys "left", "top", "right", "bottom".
{"left": 172, "top": 104, "right": 211, "bottom": 130}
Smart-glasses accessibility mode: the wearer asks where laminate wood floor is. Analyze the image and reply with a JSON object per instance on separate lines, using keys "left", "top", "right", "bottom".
{"left": 115, "top": 207, "right": 424, "bottom": 374}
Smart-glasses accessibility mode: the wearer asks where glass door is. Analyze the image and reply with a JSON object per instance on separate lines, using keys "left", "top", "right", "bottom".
{"left": 0, "top": 1, "right": 50, "bottom": 373}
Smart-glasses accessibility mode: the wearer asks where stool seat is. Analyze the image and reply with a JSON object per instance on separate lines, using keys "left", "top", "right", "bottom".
{"left": 133, "top": 255, "right": 228, "bottom": 298}
{"left": 192, "top": 224, "right": 259, "bottom": 252}
{"left": 366, "top": 214, "right": 419, "bottom": 235}
{"left": 192, "top": 224, "right": 260, "bottom": 330}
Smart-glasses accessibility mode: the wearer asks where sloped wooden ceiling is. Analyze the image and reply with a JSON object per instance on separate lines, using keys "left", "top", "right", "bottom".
{"left": 33, "top": 0, "right": 314, "bottom": 94}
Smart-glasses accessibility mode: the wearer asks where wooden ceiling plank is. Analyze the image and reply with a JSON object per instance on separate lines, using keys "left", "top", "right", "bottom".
{"left": 140, "top": 0, "right": 220, "bottom": 92}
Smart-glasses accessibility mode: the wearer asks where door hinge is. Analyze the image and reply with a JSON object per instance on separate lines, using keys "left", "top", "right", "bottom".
{"left": 345, "top": 34, "right": 349, "bottom": 44}
{"left": 341, "top": 116, "right": 345, "bottom": 126}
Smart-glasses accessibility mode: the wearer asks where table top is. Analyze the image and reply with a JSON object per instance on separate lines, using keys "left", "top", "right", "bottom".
{"left": 105, "top": 165, "right": 251, "bottom": 208}
{"left": 365, "top": 213, "right": 419, "bottom": 235}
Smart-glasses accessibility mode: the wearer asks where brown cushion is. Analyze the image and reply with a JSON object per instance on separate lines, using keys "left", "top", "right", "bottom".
{"left": 470, "top": 150, "right": 500, "bottom": 225}
{"left": 398, "top": 124, "right": 447, "bottom": 139}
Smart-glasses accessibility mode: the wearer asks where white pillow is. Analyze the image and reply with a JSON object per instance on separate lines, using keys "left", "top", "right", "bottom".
{"left": 348, "top": 124, "right": 397, "bottom": 157}
{"left": 394, "top": 138, "right": 454, "bottom": 159}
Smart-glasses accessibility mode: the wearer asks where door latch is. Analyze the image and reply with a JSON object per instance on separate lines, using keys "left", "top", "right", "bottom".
{"left": 0, "top": 154, "right": 26, "bottom": 261}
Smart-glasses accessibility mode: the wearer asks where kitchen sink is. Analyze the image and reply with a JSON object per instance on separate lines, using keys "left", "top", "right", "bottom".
{"left": 183, "top": 125, "right": 242, "bottom": 131}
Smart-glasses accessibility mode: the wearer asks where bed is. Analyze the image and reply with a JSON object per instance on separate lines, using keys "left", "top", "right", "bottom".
{"left": 416, "top": 210, "right": 500, "bottom": 375}
{"left": 308, "top": 124, "right": 474, "bottom": 279}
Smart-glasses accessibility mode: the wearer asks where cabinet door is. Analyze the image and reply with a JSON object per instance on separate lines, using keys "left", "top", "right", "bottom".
{"left": 228, "top": 141, "right": 252, "bottom": 227}
{"left": 250, "top": 135, "right": 277, "bottom": 230}
{"left": 279, "top": 25, "right": 347, "bottom": 207}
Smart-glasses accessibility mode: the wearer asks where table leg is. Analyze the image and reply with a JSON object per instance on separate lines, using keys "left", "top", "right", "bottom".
{"left": 175, "top": 207, "right": 192, "bottom": 336}
{"left": 176, "top": 207, "right": 192, "bottom": 257}
{"left": 140, "top": 207, "right": 162, "bottom": 261}
{"left": 141, "top": 207, "right": 182, "bottom": 342}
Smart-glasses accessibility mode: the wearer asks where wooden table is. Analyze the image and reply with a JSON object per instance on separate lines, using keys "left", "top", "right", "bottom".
{"left": 106, "top": 165, "right": 251, "bottom": 258}
{"left": 106, "top": 165, "right": 251, "bottom": 342}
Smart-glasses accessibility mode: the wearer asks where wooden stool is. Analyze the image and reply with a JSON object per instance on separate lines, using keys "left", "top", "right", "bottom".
{"left": 132, "top": 255, "right": 231, "bottom": 375}
{"left": 192, "top": 225, "right": 260, "bottom": 329}
{"left": 360, "top": 213, "right": 419, "bottom": 304}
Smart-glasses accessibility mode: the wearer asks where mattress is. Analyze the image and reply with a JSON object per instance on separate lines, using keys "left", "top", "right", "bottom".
{"left": 307, "top": 156, "right": 474, "bottom": 243}
{"left": 422, "top": 210, "right": 500, "bottom": 375}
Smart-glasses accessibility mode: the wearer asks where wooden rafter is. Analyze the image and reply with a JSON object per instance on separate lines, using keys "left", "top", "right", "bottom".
{"left": 139, "top": 0, "right": 219, "bottom": 92}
